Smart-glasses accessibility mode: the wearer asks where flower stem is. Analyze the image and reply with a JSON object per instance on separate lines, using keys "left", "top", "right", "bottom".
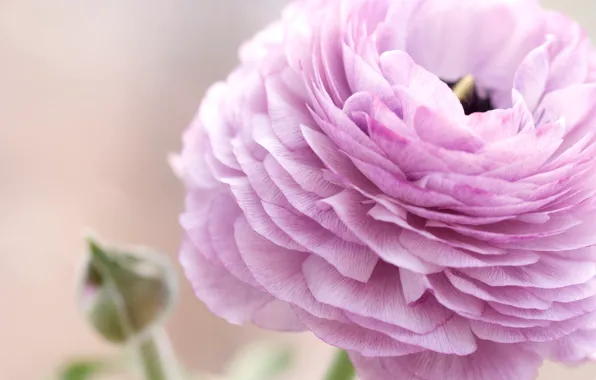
{"left": 324, "top": 350, "right": 355, "bottom": 380}
{"left": 136, "top": 328, "right": 183, "bottom": 380}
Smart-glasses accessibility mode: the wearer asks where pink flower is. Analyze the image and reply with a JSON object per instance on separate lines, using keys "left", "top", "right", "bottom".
{"left": 173, "top": 0, "right": 596, "bottom": 378}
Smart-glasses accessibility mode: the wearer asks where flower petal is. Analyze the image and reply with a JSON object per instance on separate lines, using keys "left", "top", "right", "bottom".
{"left": 350, "top": 340, "right": 542, "bottom": 380}
{"left": 179, "top": 238, "right": 272, "bottom": 325}
{"left": 302, "top": 256, "right": 452, "bottom": 333}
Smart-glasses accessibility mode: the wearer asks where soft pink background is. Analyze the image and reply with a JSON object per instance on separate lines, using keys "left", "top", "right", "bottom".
{"left": 1, "top": 1, "right": 595, "bottom": 379}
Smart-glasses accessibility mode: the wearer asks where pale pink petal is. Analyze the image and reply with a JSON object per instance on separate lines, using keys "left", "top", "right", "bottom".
{"left": 293, "top": 307, "right": 424, "bottom": 357}
{"left": 234, "top": 216, "right": 345, "bottom": 321}
{"left": 400, "top": 230, "right": 539, "bottom": 268}
{"left": 540, "top": 328, "right": 596, "bottom": 362}
{"left": 514, "top": 37, "right": 553, "bottom": 111}
{"left": 262, "top": 201, "right": 378, "bottom": 282}
{"left": 179, "top": 238, "right": 272, "bottom": 325}
{"left": 251, "top": 300, "right": 307, "bottom": 332}
{"left": 322, "top": 190, "right": 441, "bottom": 274}
{"left": 400, "top": 268, "right": 430, "bottom": 305}
{"left": 227, "top": 177, "right": 306, "bottom": 252}
{"left": 446, "top": 270, "right": 553, "bottom": 310}
{"left": 489, "top": 296, "right": 596, "bottom": 322}
{"left": 470, "top": 310, "right": 596, "bottom": 343}
{"left": 427, "top": 273, "right": 485, "bottom": 316}
{"left": 345, "top": 313, "right": 477, "bottom": 355}
{"left": 460, "top": 256, "right": 596, "bottom": 289}
{"left": 302, "top": 256, "right": 452, "bottom": 333}
{"left": 350, "top": 340, "right": 542, "bottom": 380}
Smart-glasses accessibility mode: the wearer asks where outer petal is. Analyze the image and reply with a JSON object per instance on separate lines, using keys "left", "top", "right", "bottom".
{"left": 294, "top": 307, "right": 425, "bottom": 357}
{"left": 234, "top": 216, "right": 345, "bottom": 321}
{"left": 251, "top": 300, "right": 306, "bottom": 332}
{"left": 350, "top": 340, "right": 543, "bottom": 380}
{"left": 179, "top": 238, "right": 272, "bottom": 325}
{"left": 302, "top": 256, "right": 452, "bottom": 333}
{"left": 540, "top": 328, "right": 596, "bottom": 362}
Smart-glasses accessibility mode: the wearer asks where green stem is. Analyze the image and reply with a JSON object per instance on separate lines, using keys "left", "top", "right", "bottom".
{"left": 136, "top": 328, "right": 182, "bottom": 380}
{"left": 324, "top": 350, "right": 355, "bottom": 380}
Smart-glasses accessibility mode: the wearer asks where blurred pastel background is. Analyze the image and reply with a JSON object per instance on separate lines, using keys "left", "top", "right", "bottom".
{"left": 1, "top": 1, "right": 595, "bottom": 379}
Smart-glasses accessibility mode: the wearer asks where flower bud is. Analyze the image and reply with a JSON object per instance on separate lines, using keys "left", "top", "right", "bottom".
{"left": 78, "top": 236, "right": 177, "bottom": 344}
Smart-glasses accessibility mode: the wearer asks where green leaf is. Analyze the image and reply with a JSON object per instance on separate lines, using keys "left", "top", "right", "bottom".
{"left": 57, "top": 360, "right": 106, "bottom": 380}
{"left": 225, "top": 343, "right": 293, "bottom": 380}
{"left": 324, "top": 350, "right": 355, "bottom": 380}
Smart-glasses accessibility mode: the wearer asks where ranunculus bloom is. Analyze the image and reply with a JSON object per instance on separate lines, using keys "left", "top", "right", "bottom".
{"left": 173, "top": 0, "right": 596, "bottom": 378}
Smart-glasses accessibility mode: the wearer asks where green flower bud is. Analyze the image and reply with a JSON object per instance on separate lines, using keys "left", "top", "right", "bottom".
{"left": 78, "top": 235, "right": 178, "bottom": 344}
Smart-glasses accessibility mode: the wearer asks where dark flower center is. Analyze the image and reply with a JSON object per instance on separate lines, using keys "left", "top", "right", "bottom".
{"left": 444, "top": 78, "right": 495, "bottom": 115}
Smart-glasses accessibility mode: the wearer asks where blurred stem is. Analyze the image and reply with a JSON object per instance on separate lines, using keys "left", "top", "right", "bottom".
{"left": 136, "top": 328, "right": 183, "bottom": 380}
{"left": 324, "top": 350, "right": 355, "bottom": 380}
